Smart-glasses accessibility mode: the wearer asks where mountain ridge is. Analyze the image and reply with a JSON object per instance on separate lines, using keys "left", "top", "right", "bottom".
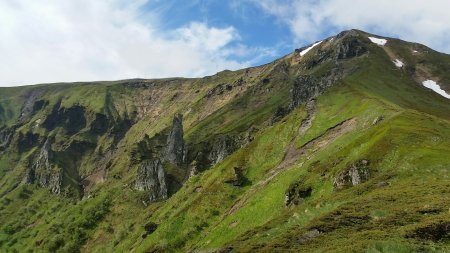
{"left": 0, "top": 29, "right": 449, "bottom": 252}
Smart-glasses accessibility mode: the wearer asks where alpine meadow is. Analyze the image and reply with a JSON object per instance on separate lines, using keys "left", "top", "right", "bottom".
{"left": 0, "top": 28, "right": 449, "bottom": 252}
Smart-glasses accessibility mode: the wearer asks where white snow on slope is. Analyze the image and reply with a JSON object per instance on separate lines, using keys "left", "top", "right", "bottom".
{"left": 393, "top": 59, "right": 404, "bottom": 68}
{"left": 299, "top": 41, "right": 323, "bottom": 56}
{"left": 422, "top": 80, "right": 450, "bottom": 99}
{"left": 368, "top": 37, "right": 387, "bottom": 46}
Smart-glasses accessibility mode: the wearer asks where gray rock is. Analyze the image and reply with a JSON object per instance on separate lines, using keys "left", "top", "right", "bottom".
{"left": 26, "top": 139, "right": 63, "bottom": 194}
{"left": 164, "top": 114, "right": 185, "bottom": 166}
{"left": 135, "top": 159, "right": 168, "bottom": 202}
{"left": 333, "top": 160, "right": 370, "bottom": 190}
{"left": 0, "top": 127, "right": 14, "bottom": 151}
{"left": 285, "top": 181, "right": 312, "bottom": 207}
{"left": 372, "top": 116, "right": 384, "bottom": 125}
{"left": 336, "top": 36, "right": 368, "bottom": 60}
{"left": 299, "top": 229, "right": 321, "bottom": 242}
{"left": 208, "top": 136, "right": 237, "bottom": 165}
{"left": 205, "top": 83, "right": 233, "bottom": 98}
{"left": 289, "top": 69, "right": 345, "bottom": 110}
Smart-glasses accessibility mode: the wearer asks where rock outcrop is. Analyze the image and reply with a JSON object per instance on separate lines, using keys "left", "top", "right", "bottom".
{"left": 135, "top": 159, "right": 168, "bottom": 202}
{"left": 142, "top": 222, "right": 158, "bottom": 239}
{"left": 224, "top": 167, "right": 246, "bottom": 187}
{"left": 333, "top": 160, "right": 370, "bottom": 190}
{"left": 164, "top": 114, "right": 185, "bottom": 166}
{"left": 25, "top": 139, "right": 63, "bottom": 194}
{"left": 208, "top": 135, "right": 237, "bottom": 165}
{"left": 289, "top": 75, "right": 330, "bottom": 109}
{"left": 0, "top": 127, "right": 14, "bottom": 151}
{"left": 18, "top": 88, "right": 47, "bottom": 124}
{"left": 336, "top": 33, "right": 368, "bottom": 60}
{"left": 285, "top": 181, "right": 312, "bottom": 207}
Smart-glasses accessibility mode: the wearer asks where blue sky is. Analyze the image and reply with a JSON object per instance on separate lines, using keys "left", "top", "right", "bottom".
{"left": 1, "top": 0, "right": 450, "bottom": 86}
{"left": 144, "top": 1, "right": 294, "bottom": 55}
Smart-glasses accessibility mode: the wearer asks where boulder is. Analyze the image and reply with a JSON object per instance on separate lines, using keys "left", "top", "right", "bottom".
{"left": 285, "top": 181, "right": 312, "bottom": 207}
{"left": 333, "top": 160, "right": 370, "bottom": 190}
{"left": 142, "top": 222, "right": 158, "bottom": 238}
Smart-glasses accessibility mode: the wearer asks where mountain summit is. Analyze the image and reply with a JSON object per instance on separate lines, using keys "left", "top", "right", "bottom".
{"left": 0, "top": 30, "right": 449, "bottom": 252}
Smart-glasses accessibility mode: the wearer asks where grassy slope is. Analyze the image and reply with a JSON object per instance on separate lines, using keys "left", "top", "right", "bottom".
{"left": 0, "top": 31, "right": 449, "bottom": 253}
{"left": 130, "top": 39, "right": 450, "bottom": 252}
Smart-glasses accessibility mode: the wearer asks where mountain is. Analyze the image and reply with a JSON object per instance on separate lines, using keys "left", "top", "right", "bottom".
{"left": 0, "top": 29, "right": 449, "bottom": 253}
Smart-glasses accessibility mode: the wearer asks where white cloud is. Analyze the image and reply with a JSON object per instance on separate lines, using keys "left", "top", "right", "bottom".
{"left": 0, "top": 0, "right": 255, "bottom": 86}
{"left": 250, "top": 0, "right": 450, "bottom": 52}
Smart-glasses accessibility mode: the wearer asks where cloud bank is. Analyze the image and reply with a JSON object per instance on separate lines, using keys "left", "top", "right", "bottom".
{"left": 0, "top": 0, "right": 261, "bottom": 86}
{"left": 251, "top": 0, "right": 450, "bottom": 52}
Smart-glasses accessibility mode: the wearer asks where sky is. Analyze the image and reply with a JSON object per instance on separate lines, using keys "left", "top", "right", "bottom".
{"left": 1, "top": 0, "right": 450, "bottom": 87}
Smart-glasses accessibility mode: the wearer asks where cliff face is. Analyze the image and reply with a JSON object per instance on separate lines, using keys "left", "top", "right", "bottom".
{"left": 24, "top": 139, "right": 63, "bottom": 194}
{"left": 135, "top": 159, "right": 168, "bottom": 202}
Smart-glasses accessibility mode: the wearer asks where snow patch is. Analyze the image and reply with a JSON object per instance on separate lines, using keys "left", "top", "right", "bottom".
{"left": 299, "top": 41, "right": 323, "bottom": 56}
{"left": 368, "top": 37, "right": 387, "bottom": 46}
{"left": 393, "top": 59, "right": 404, "bottom": 68}
{"left": 412, "top": 50, "right": 418, "bottom": 53}
{"left": 422, "top": 80, "right": 450, "bottom": 99}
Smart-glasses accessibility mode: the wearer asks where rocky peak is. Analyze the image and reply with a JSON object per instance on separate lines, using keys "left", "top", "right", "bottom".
{"left": 165, "top": 113, "right": 185, "bottom": 166}
{"left": 335, "top": 31, "right": 368, "bottom": 60}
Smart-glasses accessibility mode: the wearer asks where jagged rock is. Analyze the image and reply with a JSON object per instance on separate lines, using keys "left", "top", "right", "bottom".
{"left": 47, "top": 168, "right": 63, "bottom": 194}
{"left": 142, "top": 222, "right": 158, "bottom": 238}
{"left": 135, "top": 159, "right": 168, "bottom": 202}
{"left": 0, "top": 127, "right": 14, "bottom": 151}
{"left": 18, "top": 88, "right": 47, "bottom": 124}
{"left": 333, "top": 160, "right": 371, "bottom": 190}
{"left": 372, "top": 116, "right": 384, "bottom": 125}
{"left": 271, "top": 106, "right": 289, "bottom": 124}
{"left": 290, "top": 76, "right": 326, "bottom": 109}
{"left": 208, "top": 136, "right": 237, "bottom": 165}
{"left": 205, "top": 83, "right": 233, "bottom": 98}
{"left": 224, "top": 167, "right": 246, "bottom": 187}
{"left": 188, "top": 160, "right": 199, "bottom": 178}
{"left": 244, "top": 126, "right": 259, "bottom": 145}
{"left": 165, "top": 114, "right": 185, "bottom": 166}
{"left": 26, "top": 139, "right": 63, "bottom": 194}
{"left": 336, "top": 36, "right": 368, "bottom": 60}
{"left": 285, "top": 181, "right": 312, "bottom": 207}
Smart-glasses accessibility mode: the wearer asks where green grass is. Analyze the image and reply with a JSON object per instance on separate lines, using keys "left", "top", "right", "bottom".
{"left": 0, "top": 30, "right": 449, "bottom": 253}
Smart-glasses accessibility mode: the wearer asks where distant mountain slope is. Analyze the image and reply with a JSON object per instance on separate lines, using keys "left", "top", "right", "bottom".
{"left": 0, "top": 29, "right": 449, "bottom": 253}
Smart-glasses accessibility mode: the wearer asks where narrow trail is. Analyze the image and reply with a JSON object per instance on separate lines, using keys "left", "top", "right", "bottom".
{"left": 192, "top": 100, "right": 357, "bottom": 252}
{"left": 224, "top": 100, "right": 316, "bottom": 217}
{"left": 223, "top": 100, "right": 356, "bottom": 218}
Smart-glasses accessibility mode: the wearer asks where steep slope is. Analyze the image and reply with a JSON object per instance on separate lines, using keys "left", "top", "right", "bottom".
{"left": 0, "top": 29, "right": 449, "bottom": 253}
